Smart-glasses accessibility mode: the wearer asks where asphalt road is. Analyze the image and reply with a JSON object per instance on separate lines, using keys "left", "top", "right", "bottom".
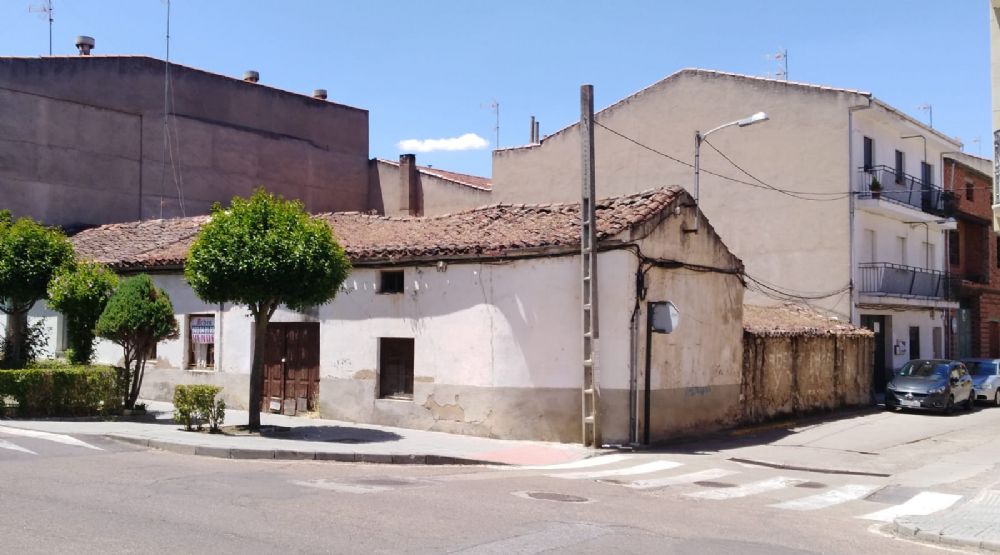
{"left": 7, "top": 404, "right": 1000, "bottom": 554}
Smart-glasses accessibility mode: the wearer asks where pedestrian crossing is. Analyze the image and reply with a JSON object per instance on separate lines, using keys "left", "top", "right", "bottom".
{"left": 0, "top": 425, "right": 104, "bottom": 456}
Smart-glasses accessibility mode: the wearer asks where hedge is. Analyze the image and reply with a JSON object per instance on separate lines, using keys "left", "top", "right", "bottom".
{"left": 0, "top": 365, "right": 122, "bottom": 417}
{"left": 173, "top": 384, "right": 225, "bottom": 432}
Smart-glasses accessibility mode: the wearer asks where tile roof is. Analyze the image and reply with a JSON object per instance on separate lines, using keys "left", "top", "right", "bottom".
{"left": 377, "top": 159, "right": 492, "bottom": 191}
{"left": 743, "top": 304, "right": 872, "bottom": 337}
{"left": 71, "top": 187, "right": 684, "bottom": 269}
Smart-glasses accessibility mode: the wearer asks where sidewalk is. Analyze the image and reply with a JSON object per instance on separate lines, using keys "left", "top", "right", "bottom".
{"left": 894, "top": 488, "right": 1000, "bottom": 551}
{"left": 0, "top": 400, "right": 597, "bottom": 466}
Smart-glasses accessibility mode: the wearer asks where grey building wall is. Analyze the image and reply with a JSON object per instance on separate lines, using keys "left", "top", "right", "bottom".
{"left": 368, "top": 158, "right": 492, "bottom": 217}
{"left": 0, "top": 56, "right": 370, "bottom": 228}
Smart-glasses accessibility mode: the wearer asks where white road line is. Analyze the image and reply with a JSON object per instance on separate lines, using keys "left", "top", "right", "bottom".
{"left": 512, "top": 453, "right": 632, "bottom": 471}
{"left": 0, "top": 439, "right": 37, "bottom": 455}
{"left": 549, "top": 460, "right": 682, "bottom": 480}
{"left": 858, "top": 491, "right": 962, "bottom": 522}
{"left": 0, "top": 426, "right": 103, "bottom": 451}
{"left": 770, "top": 484, "right": 880, "bottom": 511}
{"left": 624, "top": 468, "right": 739, "bottom": 490}
{"left": 291, "top": 479, "right": 393, "bottom": 495}
{"left": 685, "top": 476, "right": 804, "bottom": 500}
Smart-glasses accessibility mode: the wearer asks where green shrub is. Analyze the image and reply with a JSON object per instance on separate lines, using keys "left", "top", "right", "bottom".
{"left": 47, "top": 261, "right": 119, "bottom": 365}
{"left": 0, "top": 321, "right": 49, "bottom": 369}
{"left": 173, "top": 384, "right": 225, "bottom": 432}
{"left": 0, "top": 365, "right": 121, "bottom": 417}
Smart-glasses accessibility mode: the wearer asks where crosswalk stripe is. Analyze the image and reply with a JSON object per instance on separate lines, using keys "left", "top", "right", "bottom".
{"left": 0, "top": 426, "right": 103, "bottom": 451}
{"left": 549, "top": 460, "right": 682, "bottom": 480}
{"left": 624, "top": 468, "right": 739, "bottom": 490}
{"left": 685, "top": 476, "right": 803, "bottom": 500}
{"left": 858, "top": 491, "right": 962, "bottom": 522}
{"left": 513, "top": 453, "right": 632, "bottom": 471}
{"left": 770, "top": 484, "right": 880, "bottom": 511}
{"left": 0, "top": 439, "right": 37, "bottom": 455}
{"left": 292, "top": 479, "right": 394, "bottom": 495}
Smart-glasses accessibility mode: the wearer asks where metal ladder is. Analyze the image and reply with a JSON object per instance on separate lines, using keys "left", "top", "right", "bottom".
{"left": 580, "top": 85, "right": 600, "bottom": 448}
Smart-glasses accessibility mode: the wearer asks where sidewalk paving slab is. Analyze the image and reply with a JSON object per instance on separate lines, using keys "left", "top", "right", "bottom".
{"left": 0, "top": 400, "right": 597, "bottom": 467}
{"left": 894, "top": 489, "right": 1000, "bottom": 552}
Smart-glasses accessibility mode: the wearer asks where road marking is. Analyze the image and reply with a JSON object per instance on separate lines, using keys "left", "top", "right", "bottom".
{"left": 685, "top": 476, "right": 804, "bottom": 500}
{"left": 549, "top": 460, "right": 682, "bottom": 480}
{"left": 0, "top": 426, "right": 103, "bottom": 451}
{"left": 512, "top": 453, "right": 632, "bottom": 471}
{"left": 624, "top": 468, "right": 739, "bottom": 490}
{"left": 770, "top": 484, "right": 880, "bottom": 511}
{"left": 291, "top": 479, "right": 393, "bottom": 495}
{"left": 0, "top": 439, "right": 36, "bottom": 455}
{"left": 858, "top": 491, "right": 962, "bottom": 522}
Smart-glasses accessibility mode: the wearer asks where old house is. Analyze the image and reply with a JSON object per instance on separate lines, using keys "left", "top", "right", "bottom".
{"left": 944, "top": 153, "right": 1000, "bottom": 357}
{"left": 33, "top": 187, "right": 744, "bottom": 444}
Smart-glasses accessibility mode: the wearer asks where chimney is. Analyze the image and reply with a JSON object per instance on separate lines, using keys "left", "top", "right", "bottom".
{"left": 312, "top": 89, "right": 328, "bottom": 100}
{"left": 243, "top": 70, "right": 260, "bottom": 83}
{"left": 399, "top": 154, "right": 421, "bottom": 216}
{"left": 530, "top": 116, "right": 536, "bottom": 143}
{"left": 534, "top": 120, "right": 541, "bottom": 143}
{"left": 75, "top": 36, "right": 95, "bottom": 56}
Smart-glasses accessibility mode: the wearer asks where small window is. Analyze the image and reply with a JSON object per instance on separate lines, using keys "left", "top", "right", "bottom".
{"left": 863, "top": 136, "right": 874, "bottom": 170}
{"left": 894, "top": 150, "right": 904, "bottom": 184}
{"left": 966, "top": 181, "right": 974, "bottom": 201}
{"left": 378, "top": 338, "right": 414, "bottom": 399}
{"left": 187, "top": 315, "right": 215, "bottom": 369}
{"left": 379, "top": 270, "right": 404, "bottom": 294}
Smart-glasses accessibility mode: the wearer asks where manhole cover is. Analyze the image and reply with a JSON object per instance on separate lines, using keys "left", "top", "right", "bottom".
{"left": 694, "top": 481, "right": 736, "bottom": 488}
{"left": 795, "top": 481, "right": 827, "bottom": 489}
{"left": 513, "top": 491, "right": 592, "bottom": 503}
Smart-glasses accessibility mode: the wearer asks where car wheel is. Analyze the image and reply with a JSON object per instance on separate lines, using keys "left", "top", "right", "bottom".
{"left": 994, "top": 391, "right": 999, "bottom": 408}
{"left": 966, "top": 390, "right": 975, "bottom": 411}
{"left": 945, "top": 395, "right": 955, "bottom": 415}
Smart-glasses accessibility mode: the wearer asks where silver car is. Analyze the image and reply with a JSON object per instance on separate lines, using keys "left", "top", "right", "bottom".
{"left": 885, "top": 360, "right": 975, "bottom": 413}
{"left": 961, "top": 358, "right": 1000, "bottom": 407}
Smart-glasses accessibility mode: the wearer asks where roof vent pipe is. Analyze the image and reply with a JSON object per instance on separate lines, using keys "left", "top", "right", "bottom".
{"left": 243, "top": 70, "right": 259, "bottom": 83}
{"left": 313, "top": 89, "right": 328, "bottom": 100}
{"left": 75, "top": 36, "right": 95, "bottom": 56}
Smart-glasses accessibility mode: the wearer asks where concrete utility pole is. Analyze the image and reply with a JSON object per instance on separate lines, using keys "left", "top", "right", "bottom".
{"left": 580, "top": 84, "right": 600, "bottom": 447}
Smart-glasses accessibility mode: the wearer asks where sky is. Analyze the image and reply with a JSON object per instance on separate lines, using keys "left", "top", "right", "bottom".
{"left": 0, "top": 0, "right": 991, "bottom": 178}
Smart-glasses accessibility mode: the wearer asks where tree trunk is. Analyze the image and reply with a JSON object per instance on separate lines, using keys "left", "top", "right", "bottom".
{"left": 248, "top": 309, "right": 269, "bottom": 432}
{"left": 4, "top": 309, "right": 28, "bottom": 368}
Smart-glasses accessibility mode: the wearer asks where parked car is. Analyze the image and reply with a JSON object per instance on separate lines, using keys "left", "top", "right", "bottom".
{"left": 885, "top": 359, "right": 975, "bottom": 413}
{"left": 961, "top": 358, "right": 1000, "bottom": 407}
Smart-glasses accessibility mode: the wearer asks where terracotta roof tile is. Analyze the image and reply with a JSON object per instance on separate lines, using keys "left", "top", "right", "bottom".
{"left": 71, "top": 187, "right": 684, "bottom": 269}
{"left": 743, "top": 304, "right": 872, "bottom": 337}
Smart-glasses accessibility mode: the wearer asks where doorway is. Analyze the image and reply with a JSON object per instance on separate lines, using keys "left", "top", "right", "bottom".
{"left": 262, "top": 322, "right": 320, "bottom": 414}
{"left": 861, "top": 315, "right": 889, "bottom": 393}
{"left": 909, "top": 326, "right": 921, "bottom": 360}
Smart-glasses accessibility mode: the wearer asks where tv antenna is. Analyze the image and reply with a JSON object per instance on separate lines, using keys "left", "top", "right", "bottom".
{"left": 917, "top": 103, "right": 933, "bottom": 128}
{"left": 481, "top": 99, "right": 499, "bottom": 148}
{"left": 765, "top": 48, "right": 788, "bottom": 80}
{"left": 28, "top": 0, "right": 54, "bottom": 55}
{"left": 971, "top": 136, "right": 982, "bottom": 156}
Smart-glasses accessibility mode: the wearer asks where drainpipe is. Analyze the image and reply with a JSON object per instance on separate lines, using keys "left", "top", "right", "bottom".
{"left": 848, "top": 98, "right": 874, "bottom": 326}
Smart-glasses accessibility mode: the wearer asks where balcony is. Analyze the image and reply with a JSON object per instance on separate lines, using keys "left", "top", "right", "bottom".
{"left": 858, "top": 262, "right": 957, "bottom": 301}
{"left": 857, "top": 166, "right": 955, "bottom": 218}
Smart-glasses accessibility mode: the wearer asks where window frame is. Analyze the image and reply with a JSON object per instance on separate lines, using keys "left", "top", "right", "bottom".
{"left": 378, "top": 337, "right": 414, "bottom": 400}
{"left": 378, "top": 270, "right": 405, "bottom": 295}
{"left": 186, "top": 313, "right": 216, "bottom": 370}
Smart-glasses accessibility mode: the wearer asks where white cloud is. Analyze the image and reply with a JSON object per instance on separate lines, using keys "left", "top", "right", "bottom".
{"left": 397, "top": 133, "right": 489, "bottom": 153}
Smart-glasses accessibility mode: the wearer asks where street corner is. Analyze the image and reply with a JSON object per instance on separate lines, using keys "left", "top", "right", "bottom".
{"left": 467, "top": 444, "right": 599, "bottom": 466}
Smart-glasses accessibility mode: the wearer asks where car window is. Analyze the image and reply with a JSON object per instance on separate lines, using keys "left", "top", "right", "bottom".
{"left": 897, "top": 361, "right": 949, "bottom": 378}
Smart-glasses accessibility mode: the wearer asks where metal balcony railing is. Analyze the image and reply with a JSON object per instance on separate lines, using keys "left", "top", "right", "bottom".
{"left": 858, "top": 262, "right": 957, "bottom": 300}
{"left": 857, "top": 166, "right": 955, "bottom": 217}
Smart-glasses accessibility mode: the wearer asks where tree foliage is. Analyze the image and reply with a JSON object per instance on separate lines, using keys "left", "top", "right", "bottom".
{"left": 47, "top": 261, "right": 119, "bottom": 364}
{"left": 0, "top": 213, "right": 75, "bottom": 368}
{"left": 185, "top": 188, "right": 351, "bottom": 430}
{"left": 94, "top": 275, "right": 178, "bottom": 408}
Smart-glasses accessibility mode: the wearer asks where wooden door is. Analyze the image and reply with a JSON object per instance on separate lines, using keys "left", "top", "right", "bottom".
{"left": 262, "top": 322, "right": 320, "bottom": 413}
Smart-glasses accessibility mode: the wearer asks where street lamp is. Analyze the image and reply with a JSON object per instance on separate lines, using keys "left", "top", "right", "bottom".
{"left": 692, "top": 111, "right": 769, "bottom": 232}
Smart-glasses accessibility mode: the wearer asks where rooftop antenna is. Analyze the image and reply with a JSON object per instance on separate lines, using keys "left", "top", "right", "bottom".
{"left": 28, "top": 0, "right": 54, "bottom": 55}
{"left": 918, "top": 103, "right": 933, "bottom": 128}
{"left": 972, "top": 136, "right": 982, "bottom": 156}
{"left": 481, "top": 99, "right": 500, "bottom": 148}
{"left": 765, "top": 48, "right": 788, "bottom": 80}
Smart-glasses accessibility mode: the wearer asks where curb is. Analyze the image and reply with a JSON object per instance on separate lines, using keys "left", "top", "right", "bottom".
{"left": 105, "top": 434, "right": 504, "bottom": 466}
{"left": 893, "top": 519, "right": 1000, "bottom": 552}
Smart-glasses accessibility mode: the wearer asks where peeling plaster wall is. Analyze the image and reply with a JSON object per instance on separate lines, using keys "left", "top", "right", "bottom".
{"left": 741, "top": 333, "right": 873, "bottom": 424}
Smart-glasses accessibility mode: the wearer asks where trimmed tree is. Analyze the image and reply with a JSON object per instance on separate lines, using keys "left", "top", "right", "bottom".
{"left": 47, "top": 261, "right": 120, "bottom": 364}
{"left": 185, "top": 189, "right": 351, "bottom": 431}
{"left": 95, "top": 274, "right": 179, "bottom": 409}
{"left": 0, "top": 211, "right": 75, "bottom": 368}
